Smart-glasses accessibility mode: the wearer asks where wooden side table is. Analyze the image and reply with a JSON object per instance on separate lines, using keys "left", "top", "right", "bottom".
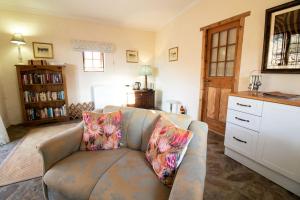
{"left": 127, "top": 90, "right": 155, "bottom": 109}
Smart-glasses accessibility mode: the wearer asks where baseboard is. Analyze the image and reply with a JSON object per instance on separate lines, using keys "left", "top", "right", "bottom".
{"left": 225, "top": 147, "right": 300, "bottom": 196}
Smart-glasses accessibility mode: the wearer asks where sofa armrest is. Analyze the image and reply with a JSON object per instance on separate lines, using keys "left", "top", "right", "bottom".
{"left": 169, "top": 120, "right": 208, "bottom": 200}
{"left": 38, "top": 122, "right": 84, "bottom": 173}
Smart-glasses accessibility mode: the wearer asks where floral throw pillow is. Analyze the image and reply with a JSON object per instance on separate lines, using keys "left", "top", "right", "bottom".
{"left": 145, "top": 116, "right": 193, "bottom": 186}
{"left": 80, "top": 111, "right": 122, "bottom": 151}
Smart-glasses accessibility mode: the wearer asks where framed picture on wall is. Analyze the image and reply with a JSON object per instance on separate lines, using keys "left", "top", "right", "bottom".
{"left": 126, "top": 50, "right": 139, "bottom": 63}
{"left": 169, "top": 47, "right": 178, "bottom": 62}
{"left": 261, "top": 1, "right": 300, "bottom": 73}
{"left": 32, "top": 42, "right": 54, "bottom": 59}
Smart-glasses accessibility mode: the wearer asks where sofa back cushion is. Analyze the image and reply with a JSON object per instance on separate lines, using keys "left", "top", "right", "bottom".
{"left": 103, "top": 106, "right": 192, "bottom": 152}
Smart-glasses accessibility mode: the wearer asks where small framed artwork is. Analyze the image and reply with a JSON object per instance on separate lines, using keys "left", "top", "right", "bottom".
{"left": 126, "top": 50, "right": 139, "bottom": 63}
{"left": 169, "top": 47, "right": 178, "bottom": 62}
{"left": 32, "top": 42, "right": 54, "bottom": 59}
{"left": 261, "top": 1, "right": 300, "bottom": 73}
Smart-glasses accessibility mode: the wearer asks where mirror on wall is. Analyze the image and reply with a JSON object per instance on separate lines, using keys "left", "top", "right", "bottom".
{"left": 261, "top": 1, "right": 300, "bottom": 74}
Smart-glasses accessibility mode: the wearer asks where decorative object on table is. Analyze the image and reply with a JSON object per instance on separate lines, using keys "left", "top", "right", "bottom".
{"left": 166, "top": 100, "right": 181, "bottom": 113}
{"left": 68, "top": 102, "right": 95, "bottom": 120}
{"left": 32, "top": 42, "right": 54, "bottom": 59}
{"left": 263, "top": 91, "right": 300, "bottom": 99}
{"left": 10, "top": 33, "right": 26, "bottom": 64}
{"left": 139, "top": 65, "right": 153, "bottom": 90}
{"left": 248, "top": 74, "right": 262, "bottom": 92}
{"left": 133, "top": 82, "right": 141, "bottom": 90}
{"left": 169, "top": 47, "right": 178, "bottom": 62}
{"left": 261, "top": 1, "right": 300, "bottom": 73}
{"left": 179, "top": 105, "right": 186, "bottom": 114}
{"left": 149, "top": 82, "right": 155, "bottom": 90}
{"left": 127, "top": 90, "right": 155, "bottom": 109}
{"left": 126, "top": 50, "right": 139, "bottom": 63}
{"left": 16, "top": 64, "right": 69, "bottom": 125}
{"left": 28, "top": 59, "right": 48, "bottom": 65}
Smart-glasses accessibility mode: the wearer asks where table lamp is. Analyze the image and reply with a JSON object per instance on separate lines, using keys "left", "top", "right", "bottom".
{"left": 10, "top": 33, "right": 26, "bottom": 64}
{"left": 139, "top": 65, "right": 152, "bottom": 90}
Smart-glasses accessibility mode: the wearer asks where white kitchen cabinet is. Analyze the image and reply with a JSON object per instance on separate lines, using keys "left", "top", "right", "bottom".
{"left": 257, "top": 102, "right": 300, "bottom": 183}
{"left": 224, "top": 92, "right": 300, "bottom": 196}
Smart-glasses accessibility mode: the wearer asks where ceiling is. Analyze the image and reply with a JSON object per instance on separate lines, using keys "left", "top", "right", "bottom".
{"left": 0, "top": 0, "right": 200, "bottom": 31}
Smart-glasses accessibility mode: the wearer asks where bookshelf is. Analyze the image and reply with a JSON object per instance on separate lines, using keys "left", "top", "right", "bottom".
{"left": 16, "top": 65, "right": 69, "bottom": 125}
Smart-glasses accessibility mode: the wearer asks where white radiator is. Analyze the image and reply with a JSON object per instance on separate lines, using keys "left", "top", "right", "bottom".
{"left": 92, "top": 84, "right": 130, "bottom": 109}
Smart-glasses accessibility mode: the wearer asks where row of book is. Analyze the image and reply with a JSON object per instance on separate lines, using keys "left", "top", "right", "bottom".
{"left": 24, "top": 91, "right": 65, "bottom": 103}
{"left": 22, "top": 72, "right": 63, "bottom": 85}
{"left": 26, "top": 105, "right": 67, "bottom": 121}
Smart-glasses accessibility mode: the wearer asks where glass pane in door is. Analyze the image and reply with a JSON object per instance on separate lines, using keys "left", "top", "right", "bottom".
{"left": 211, "top": 48, "right": 218, "bottom": 62}
{"left": 218, "top": 47, "right": 226, "bottom": 61}
{"left": 220, "top": 31, "right": 227, "bottom": 46}
{"left": 225, "top": 61, "right": 234, "bottom": 76}
{"left": 210, "top": 63, "right": 217, "bottom": 76}
{"left": 227, "top": 45, "right": 236, "bottom": 61}
{"left": 212, "top": 33, "right": 219, "bottom": 47}
{"left": 228, "top": 28, "right": 237, "bottom": 44}
{"left": 217, "top": 62, "right": 225, "bottom": 76}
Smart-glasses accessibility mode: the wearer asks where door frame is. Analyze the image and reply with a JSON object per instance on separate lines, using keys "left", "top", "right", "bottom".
{"left": 199, "top": 11, "right": 251, "bottom": 127}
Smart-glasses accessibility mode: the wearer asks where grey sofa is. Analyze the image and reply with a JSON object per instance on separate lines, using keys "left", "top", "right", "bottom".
{"left": 38, "top": 106, "right": 208, "bottom": 200}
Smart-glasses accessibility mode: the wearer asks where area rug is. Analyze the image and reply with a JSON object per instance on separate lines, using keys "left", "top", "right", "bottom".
{"left": 0, "top": 123, "right": 79, "bottom": 186}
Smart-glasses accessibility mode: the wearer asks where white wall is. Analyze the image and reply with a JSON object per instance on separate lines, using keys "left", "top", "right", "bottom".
{"left": 155, "top": 0, "right": 300, "bottom": 119}
{"left": 2, "top": 0, "right": 300, "bottom": 125}
{"left": 0, "top": 10, "right": 155, "bottom": 125}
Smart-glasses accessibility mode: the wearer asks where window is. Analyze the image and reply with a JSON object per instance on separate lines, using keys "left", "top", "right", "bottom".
{"left": 83, "top": 51, "right": 104, "bottom": 72}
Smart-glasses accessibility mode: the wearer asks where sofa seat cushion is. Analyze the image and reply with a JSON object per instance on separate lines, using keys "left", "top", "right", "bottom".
{"left": 89, "top": 150, "right": 171, "bottom": 200}
{"left": 43, "top": 148, "right": 129, "bottom": 200}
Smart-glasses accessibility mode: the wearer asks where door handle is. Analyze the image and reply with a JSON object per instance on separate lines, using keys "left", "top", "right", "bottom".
{"left": 233, "top": 136, "right": 247, "bottom": 144}
{"left": 235, "top": 117, "right": 250, "bottom": 123}
{"left": 236, "top": 103, "right": 251, "bottom": 107}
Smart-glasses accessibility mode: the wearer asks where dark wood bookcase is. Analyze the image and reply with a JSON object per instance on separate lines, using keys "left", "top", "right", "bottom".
{"left": 16, "top": 65, "right": 69, "bottom": 125}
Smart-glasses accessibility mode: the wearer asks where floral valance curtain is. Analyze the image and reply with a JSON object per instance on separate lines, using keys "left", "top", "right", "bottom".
{"left": 71, "top": 40, "right": 115, "bottom": 53}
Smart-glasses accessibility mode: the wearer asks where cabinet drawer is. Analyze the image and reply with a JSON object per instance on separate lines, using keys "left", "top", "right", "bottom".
{"left": 227, "top": 109, "right": 261, "bottom": 132}
{"left": 224, "top": 123, "right": 258, "bottom": 159}
{"left": 228, "top": 96, "right": 263, "bottom": 116}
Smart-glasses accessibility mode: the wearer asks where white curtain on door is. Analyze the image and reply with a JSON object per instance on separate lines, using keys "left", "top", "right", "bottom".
{"left": 0, "top": 115, "right": 9, "bottom": 145}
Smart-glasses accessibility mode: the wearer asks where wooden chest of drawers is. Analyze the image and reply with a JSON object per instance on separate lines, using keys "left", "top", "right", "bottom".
{"left": 127, "top": 90, "right": 155, "bottom": 109}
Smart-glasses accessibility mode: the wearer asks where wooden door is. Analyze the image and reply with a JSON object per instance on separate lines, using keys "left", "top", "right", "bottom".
{"left": 202, "top": 20, "right": 244, "bottom": 135}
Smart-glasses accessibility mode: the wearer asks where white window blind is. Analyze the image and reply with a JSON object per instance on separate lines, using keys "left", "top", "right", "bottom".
{"left": 83, "top": 51, "right": 104, "bottom": 72}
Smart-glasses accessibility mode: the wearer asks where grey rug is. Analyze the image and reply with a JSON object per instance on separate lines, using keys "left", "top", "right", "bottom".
{"left": 0, "top": 127, "right": 299, "bottom": 200}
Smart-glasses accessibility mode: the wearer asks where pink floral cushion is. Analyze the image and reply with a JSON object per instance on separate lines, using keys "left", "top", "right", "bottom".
{"left": 80, "top": 111, "right": 122, "bottom": 151}
{"left": 145, "top": 116, "right": 193, "bottom": 186}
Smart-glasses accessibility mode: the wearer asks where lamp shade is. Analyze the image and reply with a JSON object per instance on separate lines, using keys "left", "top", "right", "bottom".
{"left": 10, "top": 33, "right": 26, "bottom": 45}
{"left": 139, "top": 65, "right": 153, "bottom": 76}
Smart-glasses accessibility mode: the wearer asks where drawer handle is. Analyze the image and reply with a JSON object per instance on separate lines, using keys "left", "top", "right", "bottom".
{"left": 235, "top": 117, "right": 250, "bottom": 123}
{"left": 233, "top": 136, "right": 247, "bottom": 144}
{"left": 236, "top": 103, "right": 251, "bottom": 107}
